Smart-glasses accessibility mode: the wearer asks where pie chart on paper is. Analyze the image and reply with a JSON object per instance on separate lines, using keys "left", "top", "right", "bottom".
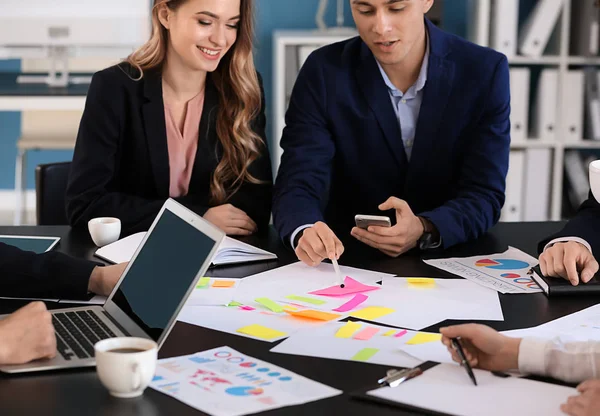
{"left": 475, "top": 258, "right": 530, "bottom": 270}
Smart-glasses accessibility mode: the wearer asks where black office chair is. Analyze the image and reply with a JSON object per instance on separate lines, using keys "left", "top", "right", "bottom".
{"left": 35, "top": 162, "right": 72, "bottom": 226}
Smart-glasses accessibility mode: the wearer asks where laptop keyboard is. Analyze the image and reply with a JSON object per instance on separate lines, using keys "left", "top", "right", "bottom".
{"left": 53, "top": 310, "right": 117, "bottom": 360}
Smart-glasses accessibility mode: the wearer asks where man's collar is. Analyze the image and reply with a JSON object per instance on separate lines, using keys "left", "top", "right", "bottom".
{"left": 376, "top": 29, "right": 430, "bottom": 96}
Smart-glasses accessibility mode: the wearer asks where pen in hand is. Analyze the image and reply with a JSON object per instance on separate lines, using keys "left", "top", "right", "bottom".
{"left": 451, "top": 337, "right": 478, "bottom": 386}
{"left": 331, "top": 256, "right": 345, "bottom": 288}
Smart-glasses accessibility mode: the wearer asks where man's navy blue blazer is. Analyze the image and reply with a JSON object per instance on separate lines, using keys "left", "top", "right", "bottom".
{"left": 273, "top": 19, "right": 510, "bottom": 250}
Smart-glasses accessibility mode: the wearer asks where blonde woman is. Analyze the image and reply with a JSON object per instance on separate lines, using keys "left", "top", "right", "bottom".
{"left": 66, "top": 0, "right": 272, "bottom": 236}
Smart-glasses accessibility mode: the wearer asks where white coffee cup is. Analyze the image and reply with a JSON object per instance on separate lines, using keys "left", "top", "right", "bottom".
{"left": 95, "top": 337, "right": 157, "bottom": 398}
{"left": 590, "top": 160, "right": 600, "bottom": 203}
{"left": 88, "top": 217, "right": 121, "bottom": 247}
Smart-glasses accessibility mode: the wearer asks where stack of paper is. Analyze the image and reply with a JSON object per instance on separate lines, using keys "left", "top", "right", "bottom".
{"left": 150, "top": 346, "right": 341, "bottom": 416}
{"left": 367, "top": 363, "right": 575, "bottom": 416}
{"left": 424, "top": 247, "right": 541, "bottom": 294}
{"left": 95, "top": 232, "right": 277, "bottom": 266}
{"left": 271, "top": 321, "right": 442, "bottom": 368}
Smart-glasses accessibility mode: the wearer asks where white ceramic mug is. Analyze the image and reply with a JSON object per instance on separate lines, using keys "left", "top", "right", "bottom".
{"left": 95, "top": 337, "right": 157, "bottom": 398}
{"left": 88, "top": 217, "right": 121, "bottom": 247}
{"left": 590, "top": 160, "right": 600, "bottom": 203}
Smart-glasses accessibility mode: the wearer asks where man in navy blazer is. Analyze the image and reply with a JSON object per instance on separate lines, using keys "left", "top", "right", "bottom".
{"left": 273, "top": 0, "right": 510, "bottom": 266}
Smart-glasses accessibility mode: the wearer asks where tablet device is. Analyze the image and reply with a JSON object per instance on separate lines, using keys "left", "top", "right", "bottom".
{"left": 0, "top": 235, "right": 60, "bottom": 253}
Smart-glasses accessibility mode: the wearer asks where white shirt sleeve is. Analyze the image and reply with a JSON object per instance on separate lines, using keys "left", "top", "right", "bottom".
{"left": 518, "top": 337, "right": 600, "bottom": 383}
{"left": 544, "top": 237, "right": 593, "bottom": 255}
{"left": 290, "top": 224, "right": 314, "bottom": 249}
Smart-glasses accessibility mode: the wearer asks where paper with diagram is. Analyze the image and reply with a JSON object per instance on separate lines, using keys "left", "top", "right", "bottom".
{"left": 150, "top": 346, "right": 341, "bottom": 416}
{"left": 424, "top": 247, "right": 541, "bottom": 294}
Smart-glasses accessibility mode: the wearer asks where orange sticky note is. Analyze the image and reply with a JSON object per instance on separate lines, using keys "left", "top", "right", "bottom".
{"left": 212, "top": 280, "right": 236, "bottom": 288}
{"left": 236, "top": 324, "right": 287, "bottom": 340}
{"left": 286, "top": 309, "right": 341, "bottom": 321}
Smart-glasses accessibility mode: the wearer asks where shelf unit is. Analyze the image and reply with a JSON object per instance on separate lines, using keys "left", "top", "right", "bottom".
{"left": 470, "top": 0, "right": 600, "bottom": 222}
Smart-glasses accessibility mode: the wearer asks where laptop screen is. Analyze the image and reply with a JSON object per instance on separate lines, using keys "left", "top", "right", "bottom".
{"left": 110, "top": 208, "right": 217, "bottom": 341}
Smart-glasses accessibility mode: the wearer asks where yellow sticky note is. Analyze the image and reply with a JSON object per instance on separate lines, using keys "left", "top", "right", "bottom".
{"left": 286, "top": 309, "right": 341, "bottom": 321}
{"left": 212, "top": 280, "right": 236, "bottom": 288}
{"left": 405, "top": 332, "right": 442, "bottom": 345}
{"left": 407, "top": 278, "right": 436, "bottom": 288}
{"left": 350, "top": 306, "right": 395, "bottom": 320}
{"left": 382, "top": 330, "right": 396, "bottom": 336}
{"left": 335, "top": 321, "right": 362, "bottom": 338}
{"left": 283, "top": 305, "right": 300, "bottom": 312}
{"left": 236, "top": 324, "right": 287, "bottom": 340}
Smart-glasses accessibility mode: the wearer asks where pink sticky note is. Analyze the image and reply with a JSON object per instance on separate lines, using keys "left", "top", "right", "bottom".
{"left": 353, "top": 326, "right": 380, "bottom": 341}
{"left": 394, "top": 329, "right": 408, "bottom": 338}
{"left": 309, "top": 277, "right": 380, "bottom": 297}
{"left": 333, "top": 293, "right": 368, "bottom": 312}
{"left": 239, "top": 306, "right": 256, "bottom": 311}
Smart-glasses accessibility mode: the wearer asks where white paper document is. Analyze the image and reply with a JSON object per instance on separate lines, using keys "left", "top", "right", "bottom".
{"left": 150, "top": 346, "right": 341, "bottom": 416}
{"left": 95, "top": 232, "right": 277, "bottom": 266}
{"left": 381, "top": 277, "right": 504, "bottom": 322}
{"left": 176, "top": 304, "right": 341, "bottom": 343}
{"left": 233, "top": 261, "right": 392, "bottom": 307}
{"left": 368, "top": 363, "right": 576, "bottom": 416}
{"left": 501, "top": 303, "right": 600, "bottom": 343}
{"left": 271, "top": 321, "right": 425, "bottom": 368}
{"left": 424, "top": 247, "right": 541, "bottom": 294}
{"left": 185, "top": 278, "right": 241, "bottom": 307}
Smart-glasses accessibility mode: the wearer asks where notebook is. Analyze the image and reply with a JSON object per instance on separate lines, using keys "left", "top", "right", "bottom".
{"left": 530, "top": 265, "right": 600, "bottom": 296}
{"left": 95, "top": 232, "right": 277, "bottom": 266}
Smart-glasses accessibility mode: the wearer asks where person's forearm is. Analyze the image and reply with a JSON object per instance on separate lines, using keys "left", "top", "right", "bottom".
{"left": 519, "top": 337, "right": 600, "bottom": 383}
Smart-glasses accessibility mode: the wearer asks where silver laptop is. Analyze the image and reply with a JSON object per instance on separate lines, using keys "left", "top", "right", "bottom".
{"left": 0, "top": 199, "right": 224, "bottom": 373}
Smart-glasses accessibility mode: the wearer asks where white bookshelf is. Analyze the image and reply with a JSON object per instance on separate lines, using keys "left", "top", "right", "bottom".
{"left": 272, "top": 0, "right": 598, "bottom": 222}
{"left": 471, "top": 0, "right": 600, "bottom": 222}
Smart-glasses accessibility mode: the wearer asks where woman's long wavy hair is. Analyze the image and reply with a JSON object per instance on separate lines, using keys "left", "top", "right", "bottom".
{"left": 126, "top": 0, "right": 264, "bottom": 204}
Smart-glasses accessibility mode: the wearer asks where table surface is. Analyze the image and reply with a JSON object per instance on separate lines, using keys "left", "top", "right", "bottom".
{"left": 1, "top": 222, "right": 596, "bottom": 416}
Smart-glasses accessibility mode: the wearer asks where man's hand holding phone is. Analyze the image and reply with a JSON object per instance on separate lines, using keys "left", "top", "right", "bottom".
{"left": 351, "top": 197, "right": 425, "bottom": 257}
{"left": 295, "top": 222, "right": 345, "bottom": 266}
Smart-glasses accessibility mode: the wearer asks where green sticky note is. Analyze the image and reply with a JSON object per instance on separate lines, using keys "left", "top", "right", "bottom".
{"left": 351, "top": 348, "right": 379, "bottom": 362}
{"left": 285, "top": 295, "right": 327, "bottom": 306}
{"left": 255, "top": 297, "right": 284, "bottom": 313}
{"left": 196, "top": 277, "right": 210, "bottom": 289}
{"left": 226, "top": 301, "right": 243, "bottom": 307}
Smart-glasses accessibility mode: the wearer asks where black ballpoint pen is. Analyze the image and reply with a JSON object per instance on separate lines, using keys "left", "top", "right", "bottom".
{"left": 452, "top": 337, "right": 478, "bottom": 386}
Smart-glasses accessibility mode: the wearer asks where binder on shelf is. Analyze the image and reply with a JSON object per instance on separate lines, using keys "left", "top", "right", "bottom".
{"left": 519, "top": 0, "right": 564, "bottom": 57}
{"left": 490, "top": 0, "right": 519, "bottom": 58}
{"left": 501, "top": 150, "right": 525, "bottom": 222}
{"left": 509, "top": 68, "right": 530, "bottom": 144}
{"left": 585, "top": 69, "right": 600, "bottom": 141}
{"left": 531, "top": 69, "right": 558, "bottom": 141}
{"left": 562, "top": 70, "right": 585, "bottom": 143}
{"left": 467, "top": 0, "right": 491, "bottom": 47}
{"left": 523, "top": 148, "right": 552, "bottom": 221}
{"left": 570, "top": 0, "right": 600, "bottom": 56}
{"left": 564, "top": 150, "right": 590, "bottom": 210}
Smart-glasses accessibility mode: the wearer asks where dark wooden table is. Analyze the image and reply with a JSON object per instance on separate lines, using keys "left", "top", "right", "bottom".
{"left": 1, "top": 222, "right": 597, "bottom": 416}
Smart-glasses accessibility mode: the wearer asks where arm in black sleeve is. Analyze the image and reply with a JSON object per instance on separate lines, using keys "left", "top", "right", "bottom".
{"left": 0, "top": 243, "right": 96, "bottom": 300}
{"left": 66, "top": 71, "right": 166, "bottom": 235}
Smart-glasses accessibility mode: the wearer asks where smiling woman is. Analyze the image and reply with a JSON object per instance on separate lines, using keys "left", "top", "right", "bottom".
{"left": 65, "top": 0, "right": 273, "bottom": 237}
